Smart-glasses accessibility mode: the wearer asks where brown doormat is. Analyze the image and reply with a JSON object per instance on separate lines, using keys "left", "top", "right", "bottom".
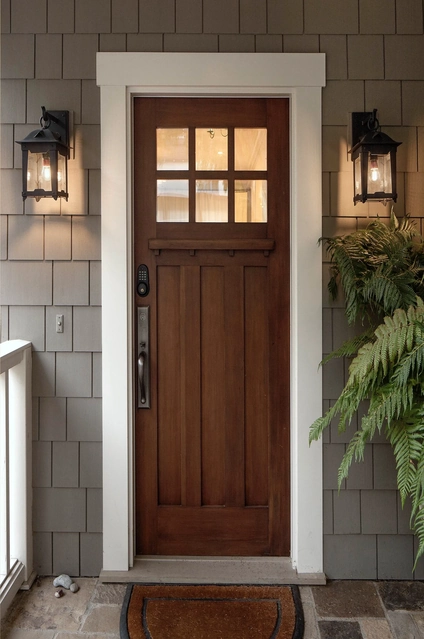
{"left": 120, "top": 584, "right": 304, "bottom": 639}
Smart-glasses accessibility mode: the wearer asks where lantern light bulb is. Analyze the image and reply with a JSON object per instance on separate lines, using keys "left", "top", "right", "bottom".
{"left": 369, "top": 156, "right": 380, "bottom": 183}
{"left": 42, "top": 158, "right": 51, "bottom": 181}
{"left": 370, "top": 168, "right": 379, "bottom": 182}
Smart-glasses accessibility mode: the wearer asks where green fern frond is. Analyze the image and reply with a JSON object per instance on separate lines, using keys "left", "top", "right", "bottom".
{"left": 309, "top": 386, "right": 363, "bottom": 442}
{"left": 410, "top": 449, "right": 424, "bottom": 517}
{"left": 361, "top": 269, "right": 404, "bottom": 313}
{"left": 413, "top": 502, "right": 424, "bottom": 570}
{"left": 328, "top": 274, "right": 338, "bottom": 301}
{"left": 392, "top": 340, "right": 424, "bottom": 387}
{"left": 347, "top": 341, "right": 375, "bottom": 385}
{"left": 346, "top": 304, "right": 424, "bottom": 390}
{"left": 389, "top": 419, "right": 424, "bottom": 502}
{"left": 417, "top": 297, "right": 424, "bottom": 312}
{"left": 309, "top": 416, "right": 327, "bottom": 444}
{"left": 322, "top": 215, "right": 424, "bottom": 326}
{"left": 320, "top": 330, "right": 375, "bottom": 366}
{"left": 326, "top": 243, "right": 361, "bottom": 322}
{"left": 362, "top": 384, "right": 414, "bottom": 437}
{"left": 411, "top": 452, "right": 424, "bottom": 570}
{"left": 336, "top": 386, "right": 368, "bottom": 433}
{"left": 309, "top": 400, "right": 343, "bottom": 443}
{"left": 390, "top": 209, "right": 400, "bottom": 230}
{"left": 338, "top": 428, "right": 370, "bottom": 488}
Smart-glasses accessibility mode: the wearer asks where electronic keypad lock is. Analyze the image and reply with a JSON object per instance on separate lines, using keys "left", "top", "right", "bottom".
{"left": 137, "top": 264, "right": 150, "bottom": 297}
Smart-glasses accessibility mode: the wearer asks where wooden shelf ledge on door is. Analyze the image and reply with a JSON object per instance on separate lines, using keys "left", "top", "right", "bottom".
{"left": 148, "top": 238, "right": 275, "bottom": 256}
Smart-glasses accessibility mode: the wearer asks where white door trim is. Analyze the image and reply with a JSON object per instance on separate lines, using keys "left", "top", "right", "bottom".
{"left": 97, "top": 52, "right": 325, "bottom": 576}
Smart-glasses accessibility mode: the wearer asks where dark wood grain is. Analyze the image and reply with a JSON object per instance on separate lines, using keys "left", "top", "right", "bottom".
{"left": 245, "top": 266, "right": 269, "bottom": 507}
{"left": 224, "top": 266, "right": 245, "bottom": 507}
{"left": 201, "top": 266, "right": 226, "bottom": 506}
{"left": 157, "top": 506, "right": 268, "bottom": 555}
{"left": 148, "top": 239, "right": 275, "bottom": 251}
{"left": 180, "top": 266, "right": 202, "bottom": 507}
{"left": 157, "top": 266, "right": 182, "bottom": 506}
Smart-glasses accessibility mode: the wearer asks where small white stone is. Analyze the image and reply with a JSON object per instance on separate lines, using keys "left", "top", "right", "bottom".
{"left": 53, "top": 574, "right": 73, "bottom": 589}
{"left": 55, "top": 589, "right": 63, "bottom": 598}
{"left": 70, "top": 582, "right": 79, "bottom": 593}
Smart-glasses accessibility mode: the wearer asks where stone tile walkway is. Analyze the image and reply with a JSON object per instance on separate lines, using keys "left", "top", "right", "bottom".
{"left": 303, "top": 580, "right": 424, "bottom": 639}
{"left": 2, "top": 578, "right": 424, "bottom": 638}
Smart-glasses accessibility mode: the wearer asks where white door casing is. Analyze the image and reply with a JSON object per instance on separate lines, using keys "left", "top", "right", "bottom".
{"left": 97, "top": 52, "right": 325, "bottom": 575}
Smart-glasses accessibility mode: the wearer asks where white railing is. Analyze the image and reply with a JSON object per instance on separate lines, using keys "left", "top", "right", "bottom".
{"left": 0, "top": 340, "right": 35, "bottom": 619}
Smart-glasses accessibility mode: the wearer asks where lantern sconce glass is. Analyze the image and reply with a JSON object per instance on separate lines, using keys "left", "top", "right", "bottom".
{"left": 348, "top": 110, "right": 401, "bottom": 205}
{"left": 16, "top": 107, "right": 70, "bottom": 202}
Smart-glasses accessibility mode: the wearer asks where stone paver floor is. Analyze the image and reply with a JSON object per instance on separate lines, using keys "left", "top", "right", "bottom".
{"left": 2, "top": 578, "right": 424, "bottom": 638}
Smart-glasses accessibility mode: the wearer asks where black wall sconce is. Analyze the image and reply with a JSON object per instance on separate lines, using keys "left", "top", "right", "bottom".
{"left": 16, "top": 107, "right": 70, "bottom": 202}
{"left": 349, "top": 110, "right": 401, "bottom": 205}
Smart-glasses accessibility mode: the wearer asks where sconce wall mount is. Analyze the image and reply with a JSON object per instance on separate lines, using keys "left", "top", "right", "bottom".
{"left": 16, "top": 107, "right": 70, "bottom": 202}
{"left": 349, "top": 110, "right": 401, "bottom": 205}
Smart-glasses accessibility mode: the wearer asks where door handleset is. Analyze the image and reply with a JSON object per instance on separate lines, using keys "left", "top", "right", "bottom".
{"left": 137, "top": 306, "right": 150, "bottom": 408}
{"left": 138, "top": 350, "right": 147, "bottom": 405}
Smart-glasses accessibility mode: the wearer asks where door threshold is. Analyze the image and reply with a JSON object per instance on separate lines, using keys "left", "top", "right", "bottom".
{"left": 99, "top": 556, "right": 326, "bottom": 585}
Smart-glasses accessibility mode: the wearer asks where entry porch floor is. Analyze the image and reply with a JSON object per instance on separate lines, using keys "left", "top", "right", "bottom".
{"left": 2, "top": 578, "right": 424, "bottom": 638}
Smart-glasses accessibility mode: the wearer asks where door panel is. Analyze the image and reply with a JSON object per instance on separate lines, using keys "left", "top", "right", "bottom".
{"left": 134, "top": 97, "right": 290, "bottom": 556}
{"left": 245, "top": 266, "right": 269, "bottom": 507}
{"left": 157, "top": 266, "right": 182, "bottom": 506}
{"left": 157, "top": 507, "right": 268, "bottom": 556}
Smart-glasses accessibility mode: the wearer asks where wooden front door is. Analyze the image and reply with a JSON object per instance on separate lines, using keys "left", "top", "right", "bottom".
{"left": 134, "top": 97, "right": 290, "bottom": 556}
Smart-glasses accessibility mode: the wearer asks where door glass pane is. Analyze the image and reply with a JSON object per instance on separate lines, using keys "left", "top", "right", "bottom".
{"left": 195, "top": 129, "right": 228, "bottom": 170}
{"left": 157, "top": 179, "right": 189, "bottom": 222}
{"left": 196, "top": 180, "right": 228, "bottom": 222}
{"left": 235, "top": 180, "right": 267, "bottom": 223}
{"left": 235, "top": 128, "right": 267, "bottom": 170}
{"left": 157, "top": 128, "right": 189, "bottom": 170}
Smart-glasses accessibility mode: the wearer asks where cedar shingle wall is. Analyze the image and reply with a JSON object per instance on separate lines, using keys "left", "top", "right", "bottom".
{"left": 1, "top": 0, "right": 424, "bottom": 579}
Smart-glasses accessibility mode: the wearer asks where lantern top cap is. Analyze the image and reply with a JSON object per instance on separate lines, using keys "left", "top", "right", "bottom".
{"left": 15, "top": 107, "right": 70, "bottom": 155}
{"left": 351, "top": 128, "right": 401, "bottom": 154}
{"left": 17, "top": 126, "right": 62, "bottom": 144}
{"left": 349, "top": 109, "right": 401, "bottom": 155}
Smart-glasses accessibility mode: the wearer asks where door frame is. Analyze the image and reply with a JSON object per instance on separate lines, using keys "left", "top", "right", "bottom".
{"left": 97, "top": 52, "right": 325, "bottom": 576}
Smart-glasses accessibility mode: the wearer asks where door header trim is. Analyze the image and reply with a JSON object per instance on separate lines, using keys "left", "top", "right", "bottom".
{"left": 97, "top": 52, "right": 325, "bottom": 89}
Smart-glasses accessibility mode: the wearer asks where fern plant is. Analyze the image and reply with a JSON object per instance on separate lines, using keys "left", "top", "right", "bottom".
{"left": 325, "top": 211, "right": 424, "bottom": 327}
{"left": 312, "top": 213, "right": 424, "bottom": 569}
